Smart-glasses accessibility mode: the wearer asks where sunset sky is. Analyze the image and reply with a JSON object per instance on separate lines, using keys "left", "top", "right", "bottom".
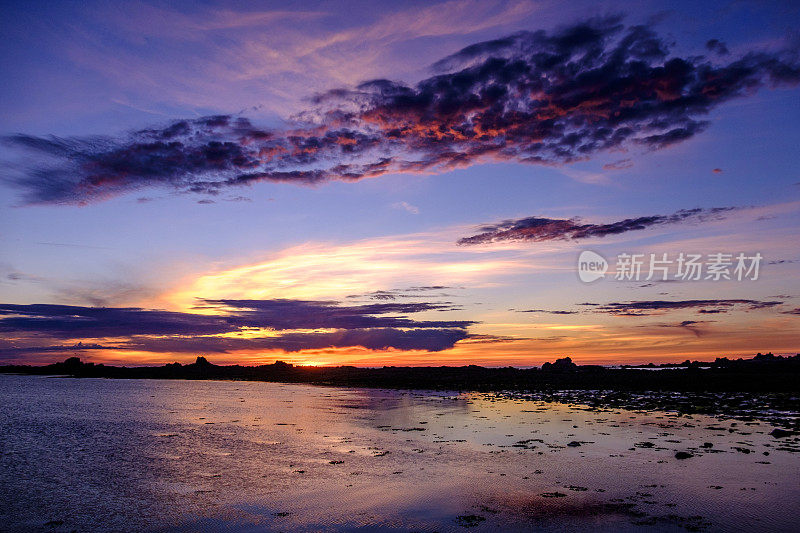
{"left": 1, "top": 0, "right": 799, "bottom": 366}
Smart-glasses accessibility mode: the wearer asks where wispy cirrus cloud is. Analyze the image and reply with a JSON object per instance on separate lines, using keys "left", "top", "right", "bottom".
{"left": 66, "top": 1, "right": 539, "bottom": 114}
{"left": 391, "top": 201, "right": 420, "bottom": 214}
{"left": 587, "top": 299, "right": 783, "bottom": 316}
{"left": 5, "top": 17, "right": 800, "bottom": 205}
{"left": 516, "top": 308, "right": 579, "bottom": 315}
{"left": 163, "top": 236, "right": 529, "bottom": 310}
{"left": 602, "top": 158, "right": 633, "bottom": 170}
{"left": 512, "top": 299, "right": 788, "bottom": 318}
{"left": 347, "top": 286, "right": 454, "bottom": 301}
{"left": 632, "top": 319, "right": 716, "bottom": 338}
{"left": 457, "top": 207, "right": 736, "bottom": 245}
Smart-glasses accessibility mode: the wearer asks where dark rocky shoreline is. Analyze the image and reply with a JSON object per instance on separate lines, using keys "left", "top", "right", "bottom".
{"left": 3, "top": 353, "right": 799, "bottom": 431}
{"left": 2, "top": 352, "right": 798, "bottom": 392}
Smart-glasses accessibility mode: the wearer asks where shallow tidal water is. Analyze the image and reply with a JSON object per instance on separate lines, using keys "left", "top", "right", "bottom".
{"left": 0, "top": 375, "right": 798, "bottom": 532}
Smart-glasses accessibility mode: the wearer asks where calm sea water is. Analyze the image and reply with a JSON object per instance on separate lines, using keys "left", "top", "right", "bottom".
{"left": 0, "top": 375, "right": 798, "bottom": 532}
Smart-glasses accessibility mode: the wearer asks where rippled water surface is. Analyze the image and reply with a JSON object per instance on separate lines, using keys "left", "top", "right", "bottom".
{"left": 1, "top": 375, "right": 798, "bottom": 532}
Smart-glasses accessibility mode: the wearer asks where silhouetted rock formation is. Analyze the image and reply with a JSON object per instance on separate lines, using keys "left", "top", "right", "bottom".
{"left": 541, "top": 357, "right": 578, "bottom": 372}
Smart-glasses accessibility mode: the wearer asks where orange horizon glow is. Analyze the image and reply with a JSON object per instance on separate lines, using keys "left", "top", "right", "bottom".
{"left": 33, "top": 331, "right": 800, "bottom": 368}
{"left": 4, "top": 207, "right": 799, "bottom": 368}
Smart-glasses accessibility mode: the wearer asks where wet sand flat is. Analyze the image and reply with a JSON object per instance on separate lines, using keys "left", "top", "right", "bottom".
{"left": 0, "top": 375, "right": 798, "bottom": 532}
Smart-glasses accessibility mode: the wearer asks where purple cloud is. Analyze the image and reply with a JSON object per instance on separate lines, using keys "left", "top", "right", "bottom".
{"left": 457, "top": 207, "right": 735, "bottom": 245}
{"left": 0, "top": 298, "right": 475, "bottom": 355}
{"left": 517, "top": 309, "right": 579, "bottom": 315}
{"left": 593, "top": 299, "right": 783, "bottom": 316}
{"left": 4, "top": 17, "right": 799, "bottom": 204}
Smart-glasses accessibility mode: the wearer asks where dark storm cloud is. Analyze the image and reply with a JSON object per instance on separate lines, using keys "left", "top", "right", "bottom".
{"left": 0, "top": 298, "right": 474, "bottom": 354}
{"left": 5, "top": 17, "right": 800, "bottom": 204}
{"left": 594, "top": 299, "right": 783, "bottom": 316}
{"left": 457, "top": 207, "right": 735, "bottom": 245}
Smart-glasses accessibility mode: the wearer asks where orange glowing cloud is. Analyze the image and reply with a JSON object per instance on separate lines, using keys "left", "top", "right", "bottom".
{"left": 164, "top": 234, "right": 540, "bottom": 311}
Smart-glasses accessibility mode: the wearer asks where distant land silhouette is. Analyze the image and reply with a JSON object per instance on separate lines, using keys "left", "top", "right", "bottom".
{"left": 1, "top": 353, "right": 798, "bottom": 393}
